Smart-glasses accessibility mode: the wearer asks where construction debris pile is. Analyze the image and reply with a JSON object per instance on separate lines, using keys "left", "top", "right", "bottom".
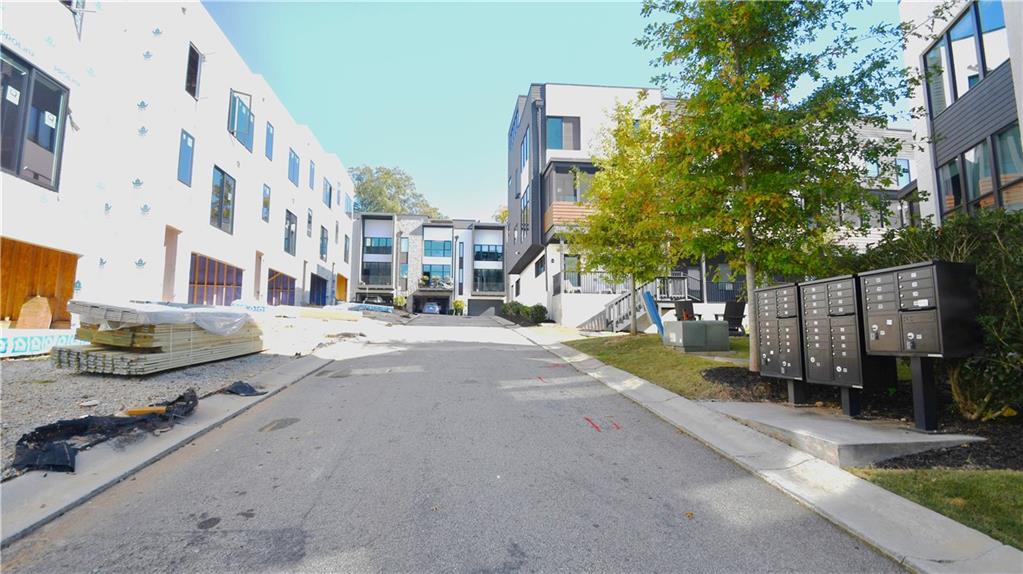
{"left": 52, "top": 301, "right": 263, "bottom": 376}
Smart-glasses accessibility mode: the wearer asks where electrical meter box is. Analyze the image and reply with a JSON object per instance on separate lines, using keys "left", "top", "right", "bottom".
{"left": 755, "top": 284, "right": 803, "bottom": 380}
{"left": 857, "top": 261, "right": 980, "bottom": 358}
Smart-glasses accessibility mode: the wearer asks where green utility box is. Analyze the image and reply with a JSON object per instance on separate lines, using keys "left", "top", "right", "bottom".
{"left": 662, "top": 320, "right": 730, "bottom": 352}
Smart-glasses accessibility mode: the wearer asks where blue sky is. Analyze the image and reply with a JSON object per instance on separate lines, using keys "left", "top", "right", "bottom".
{"left": 204, "top": 1, "right": 904, "bottom": 222}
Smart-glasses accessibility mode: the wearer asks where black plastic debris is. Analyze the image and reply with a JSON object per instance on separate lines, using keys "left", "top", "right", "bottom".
{"left": 12, "top": 389, "right": 198, "bottom": 474}
{"left": 220, "top": 381, "right": 267, "bottom": 396}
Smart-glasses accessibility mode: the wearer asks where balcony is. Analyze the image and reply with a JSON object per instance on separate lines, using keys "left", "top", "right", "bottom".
{"left": 555, "top": 272, "right": 703, "bottom": 302}
{"left": 418, "top": 275, "right": 454, "bottom": 291}
{"left": 544, "top": 201, "right": 595, "bottom": 233}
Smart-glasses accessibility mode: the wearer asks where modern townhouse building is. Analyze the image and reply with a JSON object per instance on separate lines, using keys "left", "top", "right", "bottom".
{"left": 1, "top": 1, "right": 356, "bottom": 350}
{"left": 900, "top": 0, "right": 1023, "bottom": 220}
{"left": 504, "top": 83, "right": 922, "bottom": 331}
{"left": 351, "top": 213, "right": 506, "bottom": 315}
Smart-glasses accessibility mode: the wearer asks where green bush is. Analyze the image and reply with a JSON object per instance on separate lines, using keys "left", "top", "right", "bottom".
{"left": 501, "top": 301, "right": 526, "bottom": 317}
{"left": 500, "top": 301, "right": 547, "bottom": 324}
{"left": 528, "top": 304, "right": 548, "bottom": 324}
{"left": 857, "top": 209, "right": 1022, "bottom": 421}
{"left": 453, "top": 299, "right": 466, "bottom": 316}
{"left": 394, "top": 295, "right": 407, "bottom": 309}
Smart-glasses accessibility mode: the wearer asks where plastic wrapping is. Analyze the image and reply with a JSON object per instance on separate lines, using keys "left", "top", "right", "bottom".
{"left": 68, "top": 300, "right": 254, "bottom": 336}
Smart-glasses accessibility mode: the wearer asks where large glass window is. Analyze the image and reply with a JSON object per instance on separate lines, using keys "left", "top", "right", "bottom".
{"left": 938, "top": 160, "right": 963, "bottom": 214}
{"left": 924, "top": 39, "right": 951, "bottom": 116}
{"left": 2, "top": 53, "right": 69, "bottom": 190}
{"left": 364, "top": 237, "right": 392, "bottom": 254}
{"left": 264, "top": 122, "right": 274, "bottom": 160}
{"left": 284, "top": 210, "right": 297, "bottom": 255}
{"left": 473, "top": 244, "right": 503, "bottom": 262}
{"left": 963, "top": 141, "right": 993, "bottom": 206}
{"left": 949, "top": 13, "right": 980, "bottom": 98}
{"left": 227, "top": 90, "right": 254, "bottom": 152}
{"left": 473, "top": 269, "right": 504, "bottom": 293}
{"left": 546, "top": 116, "right": 580, "bottom": 150}
{"left": 177, "top": 130, "right": 194, "bottom": 186}
{"left": 979, "top": 0, "right": 1009, "bottom": 73}
{"left": 361, "top": 262, "right": 391, "bottom": 285}
{"left": 288, "top": 148, "right": 299, "bottom": 186}
{"left": 424, "top": 240, "right": 452, "bottom": 257}
{"left": 210, "top": 166, "right": 236, "bottom": 234}
{"left": 422, "top": 264, "right": 452, "bottom": 288}
{"left": 185, "top": 44, "right": 201, "bottom": 99}
{"left": 319, "top": 226, "right": 328, "bottom": 261}
{"left": 1, "top": 54, "right": 30, "bottom": 173}
{"left": 261, "top": 184, "right": 271, "bottom": 222}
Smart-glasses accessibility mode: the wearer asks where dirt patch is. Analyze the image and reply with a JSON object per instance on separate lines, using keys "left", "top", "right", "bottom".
{"left": 873, "top": 418, "right": 1023, "bottom": 471}
{"left": 700, "top": 367, "right": 788, "bottom": 402}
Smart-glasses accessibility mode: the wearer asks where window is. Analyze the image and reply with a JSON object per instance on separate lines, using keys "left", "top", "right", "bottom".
{"left": 520, "top": 185, "right": 531, "bottom": 229}
{"left": 1, "top": 52, "right": 69, "bottom": 190}
{"left": 322, "top": 178, "right": 332, "bottom": 206}
{"left": 209, "top": 166, "right": 236, "bottom": 234}
{"left": 319, "top": 226, "right": 328, "bottom": 261}
{"left": 995, "top": 124, "right": 1023, "bottom": 210}
{"left": 474, "top": 244, "right": 503, "bottom": 262}
{"left": 264, "top": 122, "right": 274, "bottom": 160}
{"left": 261, "top": 184, "right": 271, "bottom": 222}
{"left": 288, "top": 148, "right": 299, "bottom": 186}
{"left": 400, "top": 236, "right": 409, "bottom": 254}
{"left": 938, "top": 159, "right": 963, "bottom": 214}
{"left": 534, "top": 257, "right": 545, "bottom": 277}
{"left": 364, "top": 237, "right": 392, "bottom": 254}
{"left": 422, "top": 264, "right": 452, "bottom": 288}
{"left": 546, "top": 116, "right": 580, "bottom": 150}
{"left": 399, "top": 263, "right": 408, "bottom": 280}
{"left": 177, "top": 130, "right": 194, "bottom": 186}
{"left": 344, "top": 194, "right": 353, "bottom": 216}
{"left": 897, "top": 158, "right": 912, "bottom": 188}
{"left": 520, "top": 125, "right": 529, "bottom": 168}
{"left": 564, "top": 255, "right": 581, "bottom": 287}
{"left": 227, "top": 90, "right": 254, "bottom": 151}
{"left": 515, "top": 279, "right": 520, "bottom": 297}
{"left": 473, "top": 269, "right": 504, "bottom": 293}
{"left": 185, "top": 44, "right": 201, "bottom": 99}
{"left": 865, "top": 161, "right": 880, "bottom": 178}
{"left": 284, "top": 210, "right": 297, "bottom": 255}
{"left": 335, "top": 221, "right": 339, "bottom": 243}
{"left": 424, "top": 240, "right": 452, "bottom": 257}
{"left": 344, "top": 234, "right": 350, "bottom": 263}
{"left": 306, "top": 208, "right": 313, "bottom": 237}
{"left": 309, "top": 160, "right": 315, "bottom": 190}
{"left": 361, "top": 262, "right": 391, "bottom": 285}
{"left": 963, "top": 141, "right": 993, "bottom": 207}
{"left": 925, "top": 1, "right": 1011, "bottom": 117}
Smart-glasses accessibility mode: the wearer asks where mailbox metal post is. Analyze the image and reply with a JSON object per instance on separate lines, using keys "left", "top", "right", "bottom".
{"left": 910, "top": 357, "right": 938, "bottom": 431}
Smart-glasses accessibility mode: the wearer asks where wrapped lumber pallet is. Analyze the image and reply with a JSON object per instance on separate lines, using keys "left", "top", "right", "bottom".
{"left": 53, "top": 301, "right": 263, "bottom": 375}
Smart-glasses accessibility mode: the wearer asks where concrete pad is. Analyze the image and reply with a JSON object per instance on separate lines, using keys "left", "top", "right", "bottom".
{"left": 1, "top": 354, "right": 330, "bottom": 546}
{"left": 705, "top": 401, "right": 984, "bottom": 468}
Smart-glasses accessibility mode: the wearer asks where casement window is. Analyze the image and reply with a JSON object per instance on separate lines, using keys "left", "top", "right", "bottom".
{"left": 896, "top": 158, "right": 912, "bottom": 188}
{"left": 361, "top": 261, "right": 391, "bottom": 285}
{"left": 288, "top": 149, "right": 299, "bottom": 186}
{"left": 264, "top": 122, "right": 274, "bottom": 160}
{"left": 306, "top": 208, "right": 313, "bottom": 237}
{"left": 343, "top": 234, "right": 350, "bottom": 263}
{"left": 546, "top": 116, "right": 580, "bottom": 150}
{"left": 322, "top": 178, "right": 332, "bottom": 206}
{"left": 319, "top": 226, "right": 328, "bottom": 261}
{"left": 364, "top": 237, "right": 392, "bottom": 254}
{"left": 473, "top": 269, "right": 504, "bottom": 293}
{"left": 534, "top": 257, "right": 545, "bottom": 277}
{"left": 209, "top": 166, "right": 236, "bottom": 234}
{"left": 938, "top": 123, "right": 1023, "bottom": 216}
{"left": 424, "top": 240, "right": 452, "bottom": 257}
{"left": 520, "top": 125, "right": 530, "bottom": 168}
{"left": 344, "top": 193, "right": 353, "bottom": 216}
{"left": 227, "top": 90, "right": 254, "bottom": 151}
{"left": 309, "top": 160, "right": 316, "bottom": 190}
{"left": 473, "top": 244, "right": 503, "bottom": 262}
{"left": 284, "top": 210, "right": 298, "bottom": 255}
{"left": 924, "top": 1, "right": 1010, "bottom": 117}
{"left": 1, "top": 51, "right": 69, "bottom": 191}
{"left": 185, "top": 44, "right": 201, "bottom": 99}
{"left": 261, "top": 184, "right": 271, "bottom": 222}
{"left": 177, "top": 130, "right": 194, "bottom": 186}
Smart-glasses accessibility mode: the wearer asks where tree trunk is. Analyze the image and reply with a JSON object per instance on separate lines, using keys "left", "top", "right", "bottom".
{"left": 629, "top": 274, "right": 638, "bottom": 336}
{"left": 745, "top": 245, "right": 759, "bottom": 373}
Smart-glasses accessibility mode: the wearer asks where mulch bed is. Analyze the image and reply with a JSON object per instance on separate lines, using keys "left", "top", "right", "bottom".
{"left": 698, "top": 365, "right": 1022, "bottom": 470}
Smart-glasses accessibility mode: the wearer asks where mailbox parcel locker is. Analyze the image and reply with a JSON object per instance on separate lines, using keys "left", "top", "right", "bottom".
{"left": 755, "top": 284, "right": 803, "bottom": 380}
{"left": 857, "top": 261, "right": 980, "bottom": 358}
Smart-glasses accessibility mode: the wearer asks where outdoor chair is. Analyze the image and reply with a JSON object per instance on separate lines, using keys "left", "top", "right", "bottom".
{"left": 715, "top": 301, "right": 747, "bottom": 336}
{"left": 674, "top": 301, "right": 701, "bottom": 321}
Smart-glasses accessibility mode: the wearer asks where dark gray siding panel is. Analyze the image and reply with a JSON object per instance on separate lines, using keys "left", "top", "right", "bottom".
{"left": 932, "top": 63, "right": 1018, "bottom": 166}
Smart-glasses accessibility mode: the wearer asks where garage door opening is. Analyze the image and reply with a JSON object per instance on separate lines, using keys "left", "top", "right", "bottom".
{"left": 188, "top": 253, "right": 243, "bottom": 305}
{"left": 309, "top": 273, "right": 328, "bottom": 306}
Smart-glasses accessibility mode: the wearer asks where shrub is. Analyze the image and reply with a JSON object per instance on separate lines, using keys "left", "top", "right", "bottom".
{"left": 453, "top": 299, "right": 466, "bottom": 316}
{"left": 528, "top": 304, "right": 548, "bottom": 324}
{"left": 394, "top": 295, "right": 407, "bottom": 309}
{"left": 501, "top": 301, "right": 526, "bottom": 317}
{"left": 857, "top": 209, "right": 1022, "bottom": 421}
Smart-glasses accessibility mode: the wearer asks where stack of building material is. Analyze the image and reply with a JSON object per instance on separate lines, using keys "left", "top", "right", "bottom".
{"left": 51, "top": 301, "right": 262, "bottom": 375}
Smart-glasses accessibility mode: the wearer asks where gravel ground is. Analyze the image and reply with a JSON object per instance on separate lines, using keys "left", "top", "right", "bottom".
{"left": 0, "top": 314, "right": 372, "bottom": 474}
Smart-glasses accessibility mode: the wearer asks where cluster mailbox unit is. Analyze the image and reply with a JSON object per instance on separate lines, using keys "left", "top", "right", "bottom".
{"left": 857, "top": 261, "right": 980, "bottom": 430}
{"left": 755, "top": 285, "right": 804, "bottom": 399}
{"left": 799, "top": 275, "right": 895, "bottom": 416}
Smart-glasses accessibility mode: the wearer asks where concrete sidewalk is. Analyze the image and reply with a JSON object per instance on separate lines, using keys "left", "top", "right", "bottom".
{"left": 502, "top": 318, "right": 1022, "bottom": 574}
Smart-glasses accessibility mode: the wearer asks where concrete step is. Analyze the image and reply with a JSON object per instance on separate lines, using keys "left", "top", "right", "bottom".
{"left": 702, "top": 401, "right": 984, "bottom": 468}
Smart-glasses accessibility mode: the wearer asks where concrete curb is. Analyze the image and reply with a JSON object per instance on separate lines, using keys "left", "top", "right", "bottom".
{"left": 503, "top": 323, "right": 1022, "bottom": 574}
{"left": 1, "top": 353, "right": 332, "bottom": 547}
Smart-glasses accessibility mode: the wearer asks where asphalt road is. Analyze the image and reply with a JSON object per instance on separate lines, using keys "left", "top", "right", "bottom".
{"left": 3, "top": 316, "right": 899, "bottom": 573}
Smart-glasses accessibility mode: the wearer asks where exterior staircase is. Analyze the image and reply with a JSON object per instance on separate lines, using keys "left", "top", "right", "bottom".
{"left": 578, "top": 275, "right": 701, "bottom": 332}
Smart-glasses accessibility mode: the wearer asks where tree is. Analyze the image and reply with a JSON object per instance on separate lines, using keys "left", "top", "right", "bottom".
{"left": 568, "top": 98, "right": 680, "bottom": 335}
{"left": 349, "top": 166, "right": 444, "bottom": 218}
{"left": 493, "top": 205, "right": 509, "bottom": 224}
{"left": 639, "top": 0, "right": 911, "bottom": 371}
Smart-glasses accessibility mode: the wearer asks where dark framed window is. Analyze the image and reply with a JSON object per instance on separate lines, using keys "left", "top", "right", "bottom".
{"left": 938, "top": 159, "right": 963, "bottom": 215}
{"left": 994, "top": 123, "right": 1022, "bottom": 211}
{"left": 515, "top": 279, "right": 520, "bottom": 297}
{"left": 322, "top": 178, "right": 332, "bottom": 206}
{"left": 209, "top": 166, "right": 236, "bottom": 234}
{"left": 520, "top": 125, "right": 529, "bottom": 168}
{"left": 309, "top": 160, "right": 316, "bottom": 190}
{"left": 938, "top": 123, "right": 1023, "bottom": 216}
{"left": 344, "top": 234, "right": 350, "bottom": 263}
{"left": 227, "top": 90, "right": 254, "bottom": 151}
{"left": 177, "top": 130, "right": 194, "bottom": 186}
{"left": 534, "top": 256, "right": 545, "bottom": 277}
{"left": 319, "top": 226, "right": 328, "bottom": 261}
{"left": 261, "top": 184, "right": 271, "bottom": 222}
{"left": 564, "top": 255, "right": 581, "bottom": 287}
{"left": 546, "top": 116, "right": 580, "bottom": 150}
{"left": 361, "top": 261, "right": 391, "bottom": 285}
{"left": 306, "top": 208, "right": 313, "bottom": 237}
{"left": 963, "top": 140, "right": 994, "bottom": 209}
{"left": 364, "top": 237, "right": 392, "bottom": 254}
{"left": 473, "top": 244, "right": 503, "bottom": 261}
{"left": 264, "top": 122, "right": 274, "bottom": 160}
{"left": 422, "top": 264, "right": 452, "bottom": 288}
{"left": 520, "top": 185, "right": 531, "bottom": 229}
{"left": 1, "top": 51, "right": 69, "bottom": 191}
{"left": 185, "top": 44, "right": 201, "bottom": 99}
{"left": 284, "top": 210, "right": 297, "bottom": 255}
{"left": 473, "top": 269, "right": 504, "bottom": 293}
{"left": 424, "top": 240, "right": 452, "bottom": 257}
{"left": 288, "top": 148, "right": 299, "bottom": 186}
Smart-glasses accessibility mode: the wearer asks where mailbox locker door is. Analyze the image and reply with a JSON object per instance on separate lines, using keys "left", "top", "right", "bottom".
{"left": 777, "top": 288, "right": 797, "bottom": 318}
{"left": 759, "top": 319, "right": 779, "bottom": 376}
{"left": 831, "top": 316, "right": 861, "bottom": 387}
{"left": 804, "top": 317, "right": 832, "bottom": 383}
{"left": 864, "top": 313, "right": 899, "bottom": 353}
{"left": 778, "top": 317, "right": 803, "bottom": 378}
{"left": 900, "top": 310, "right": 941, "bottom": 354}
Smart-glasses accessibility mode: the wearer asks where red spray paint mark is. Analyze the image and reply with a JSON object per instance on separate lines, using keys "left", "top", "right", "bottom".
{"left": 611, "top": 421, "right": 622, "bottom": 430}
{"left": 583, "top": 417, "right": 602, "bottom": 432}
{"left": 538, "top": 376, "right": 548, "bottom": 384}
